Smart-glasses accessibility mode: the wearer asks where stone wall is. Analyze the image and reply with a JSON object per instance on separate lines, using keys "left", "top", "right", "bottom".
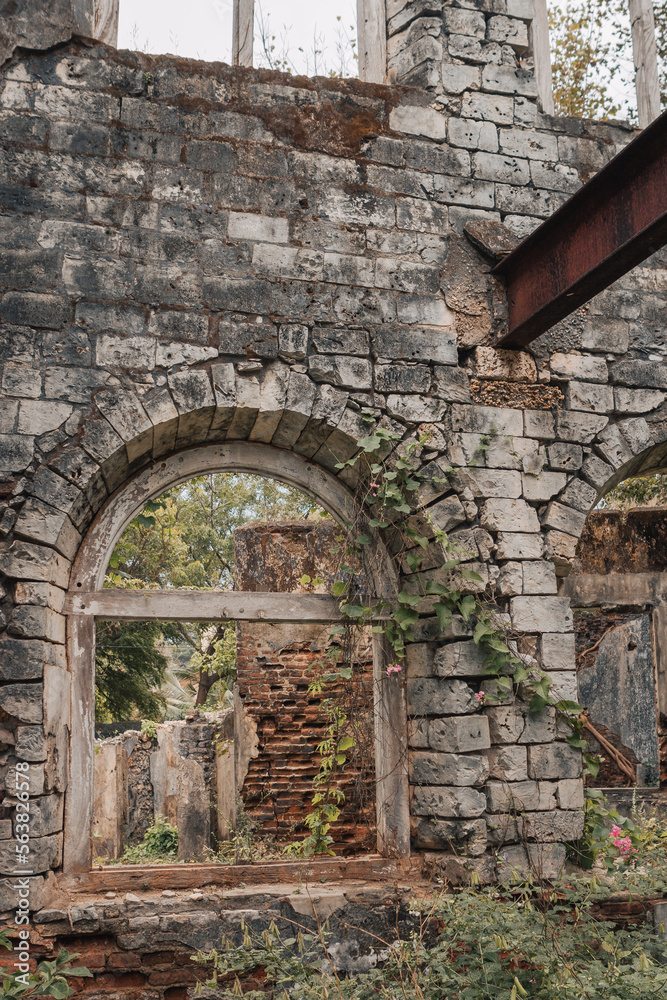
{"left": 93, "top": 712, "right": 234, "bottom": 861}
{"left": 569, "top": 508, "right": 667, "bottom": 788}
{"left": 0, "top": 0, "right": 666, "bottom": 906}
{"left": 233, "top": 522, "right": 375, "bottom": 849}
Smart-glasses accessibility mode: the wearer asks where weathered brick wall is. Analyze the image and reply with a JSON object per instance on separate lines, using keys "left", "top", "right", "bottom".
{"left": 234, "top": 523, "right": 375, "bottom": 849}
{"left": 0, "top": 0, "right": 665, "bottom": 904}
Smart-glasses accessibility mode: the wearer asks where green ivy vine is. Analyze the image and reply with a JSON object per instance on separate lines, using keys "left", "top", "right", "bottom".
{"left": 292, "top": 416, "right": 612, "bottom": 862}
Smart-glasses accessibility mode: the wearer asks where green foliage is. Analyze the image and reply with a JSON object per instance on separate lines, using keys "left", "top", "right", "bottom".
{"left": 0, "top": 939, "right": 91, "bottom": 998}
{"left": 194, "top": 866, "right": 667, "bottom": 999}
{"left": 94, "top": 618, "right": 171, "bottom": 723}
{"left": 99, "top": 473, "right": 321, "bottom": 721}
{"left": 109, "top": 473, "right": 319, "bottom": 591}
{"left": 140, "top": 718, "right": 158, "bottom": 739}
{"left": 118, "top": 815, "right": 178, "bottom": 864}
{"left": 599, "top": 473, "right": 667, "bottom": 510}
{"left": 549, "top": 0, "right": 625, "bottom": 119}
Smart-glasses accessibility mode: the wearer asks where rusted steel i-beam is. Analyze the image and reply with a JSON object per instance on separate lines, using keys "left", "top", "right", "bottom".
{"left": 493, "top": 108, "right": 667, "bottom": 348}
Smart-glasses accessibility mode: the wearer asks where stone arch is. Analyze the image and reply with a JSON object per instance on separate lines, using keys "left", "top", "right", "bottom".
{"left": 58, "top": 405, "right": 407, "bottom": 872}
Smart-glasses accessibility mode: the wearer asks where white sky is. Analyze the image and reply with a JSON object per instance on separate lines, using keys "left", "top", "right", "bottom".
{"left": 117, "top": 2, "right": 638, "bottom": 118}
{"left": 117, "top": 0, "right": 359, "bottom": 76}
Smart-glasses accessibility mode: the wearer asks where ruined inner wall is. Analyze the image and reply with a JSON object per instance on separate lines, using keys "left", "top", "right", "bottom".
{"left": 0, "top": 0, "right": 666, "bottom": 910}
{"left": 233, "top": 522, "right": 375, "bottom": 849}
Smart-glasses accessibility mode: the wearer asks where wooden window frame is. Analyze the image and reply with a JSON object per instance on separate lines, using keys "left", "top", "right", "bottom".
{"left": 63, "top": 443, "right": 409, "bottom": 873}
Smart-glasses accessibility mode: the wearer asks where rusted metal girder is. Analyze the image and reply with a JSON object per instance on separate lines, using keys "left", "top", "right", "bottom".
{"left": 493, "top": 108, "right": 667, "bottom": 348}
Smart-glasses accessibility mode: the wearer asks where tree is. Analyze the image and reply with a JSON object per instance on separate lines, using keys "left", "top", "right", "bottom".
{"left": 95, "top": 619, "right": 173, "bottom": 722}
{"left": 549, "top": 0, "right": 667, "bottom": 122}
{"left": 549, "top": 0, "right": 625, "bottom": 119}
{"left": 96, "top": 473, "right": 323, "bottom": 719}
{"left": 599, "top": 472, "right": 667, "bottom": 509}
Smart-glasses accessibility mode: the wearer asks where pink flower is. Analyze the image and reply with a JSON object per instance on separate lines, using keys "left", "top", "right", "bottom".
{"left": 386, "top": 664, "right": 402, "bottom": 676}
{"left": 475, "top": 691, "right": 486, "bottom": 703}
{"left": 370, "top": 483, "right": 380, "bottom": 488}
{"left": 610, "top": 825, "right": 622, "bottom": 837}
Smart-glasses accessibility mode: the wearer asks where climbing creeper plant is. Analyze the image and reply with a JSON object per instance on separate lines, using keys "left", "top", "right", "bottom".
{"left": 294, "top": 416, "right": 610, "bottom": 859}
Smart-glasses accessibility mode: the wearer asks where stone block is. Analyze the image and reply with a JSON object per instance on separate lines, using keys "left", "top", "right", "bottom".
{"left": 407, "top": 678, "right": 477, "bottom": 715}
{"left": 28, "top": 793, "right": 64, "bottom": 838}
{"left": 371, "top": 326, "right": 457, "bottom": 365}
{"left": 510, "top": 596, "right": 572, "bottom": 633}
{"left": 557, "top": 779, "right": 585, "bottom": 810}
{"left": 386, "top": 394, "right": 445, "bottom": 423}
{"left": 614, "top": 387, "right": 665, "bottom": 414}
{"left": 548, "top": 671, "right": 578, "bottom": 702}
{"left": 581, "top": 453, "right": 615, "bottom": 490}
{"left": 0, "top": 833, "right": 62, "bottom": 875}
{"left": 522, "top": 560, "right": 557, "bottom": 595}
{"left": 449, "top": 117, "right": 498, "bottom": 152}
{"left": 517, "top": 810, "right": 584, "bottom": 842}
{"left": 495, "top": 532, "right": 543, "bottom": 560}
{"left": 278, "top": 324, "right": 309, "bottom": 361}
{"left": 498, "top": 561, "right": 522, "bottom": 596}
{"left": 559, "top": 478, "right": 597, "bottom": 512}
{"left": 389, "top": 105, "right": 447, "bottom": 140}
{"left": 610, "top": 359, "right": 667, "bottom": 389}
{"left": 406, "top": 643, "right": 434, "bottom": 677}
{"left": 547, "top": 442, "right": 583, "bottom": 471}
{"left": 480, "top": 498, "right": 539, "bottom": 533}
{"left": 487, "top": 704, "right": 556, "bottom": 744}
{"left": 0, "top": 637, "right": 49, "bottom": 681}
{"left": 409, "top": 750, "right": 489, "bottom": 786}
{"left": 4, "top": 762, "right": 44, "bottom": 796}
{"left": 455, "top": 468, "right": 522, "bottom": 498}
{"left": 428, "top": 495, "right": 467, "bottom": 532}
{"left": 308, "top": 355, "right": 372, "bottom": 391}
{"left": 471, "top": 347, "right": 536, "bottom": 383}
{"left": 429, "top": 715, "right": 491, "bottom": 753}
{"left": 546, "top": 529, "right": 578, "bottom": 572}
{"left": 566, "top": 381, "right": 614, "bottom": 413}
{"left": 411, "top": 784, "right": 487, "bottom": 818}
{"left": 15, "top": 725, "right": 46, "bottom": 762}
{"left": 541, "top": 632, "right": 575, "bottom": 671}
{"left": 408, "top": 717, "right": 429, "bottom": 749}
{"left": 0, "top": 542, "right": 71, "bottom": 589}
{"left": 8, "top": 606, "right": 65, "bottom": 644}
{"left": 555, "top": 410, "right": 608, "bottom": 444}
{"left": 527, "top": 743, "right": 581, "bottom": 780}
{"left": 450, "top": 404, "right": 523, "bottom": 436}
{"left": 486, "top": 779, "right": 541, "bottom": 812}
{"left": 0, "top": 292, "right": 69, "bottom": 329}
{"left": 499, "top": 843, "right": 566, "bottom": 880}
{"left": 411, "top": 816, "right": 487, "bottom": 854}
{"left": 0, "top": 433, "right": 34, "bottom": 472}
{"left": 374, "top": 364, "right": 431, "bottom": 394}
{"left": 228, "top": 212, "right": 288, "bottom": 243}
{"left": 434, "top": 641, "right": 488, "bottom": 678}
{"left": 541, "top": 502, "right": 587, "bottom": 537}
{"left": 483, "top": 745, "right": 528, "bottom": 782}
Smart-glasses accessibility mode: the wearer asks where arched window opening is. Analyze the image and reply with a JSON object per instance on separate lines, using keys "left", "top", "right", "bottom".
{"left": 65, "top": 444, "right": 408, "bottom": 876}
{"left": 563, "top": 465, "right": 667, "bottom": 826}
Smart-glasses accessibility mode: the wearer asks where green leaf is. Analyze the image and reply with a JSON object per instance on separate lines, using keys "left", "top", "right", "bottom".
{"left": 356, "top": 534, "right": 371, "bottom": 545}
{"left": 338, "top": 737, "right": 355, "bottom": 752}
{"left": 398, "top": 589, "right": 420, "bottom": 607}
{"left": 332, "top": 581, "right": 347, "bottom": 597}
{"left": 435, "top": 602, "right": 452, "bottom": 632}
{"left": 460, "top": 568, "right": 483, "bottom": 583}
{"left": 300, "top": 574, "right": 311, "bottom": 586}
{"left": 459, "top": 595, "right": 477, "bottom": 621}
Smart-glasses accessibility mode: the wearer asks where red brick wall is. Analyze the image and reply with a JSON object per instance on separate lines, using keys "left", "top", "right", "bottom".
{"left": 236, "top": 622, "right": 376, "bottom": 850}
{"left": 233, "top": 521, "right": 375, "bottom": 851}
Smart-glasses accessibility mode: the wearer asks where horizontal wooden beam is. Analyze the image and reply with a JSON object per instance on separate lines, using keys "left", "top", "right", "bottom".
{"left": 65, "top": 589, "right": 368, "bottom": 623}
{"left": 59, "top": 855, "right": 422, "bottom": 894}
{"left": 493, "top": 108, "right": 667, "bottom": 347}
